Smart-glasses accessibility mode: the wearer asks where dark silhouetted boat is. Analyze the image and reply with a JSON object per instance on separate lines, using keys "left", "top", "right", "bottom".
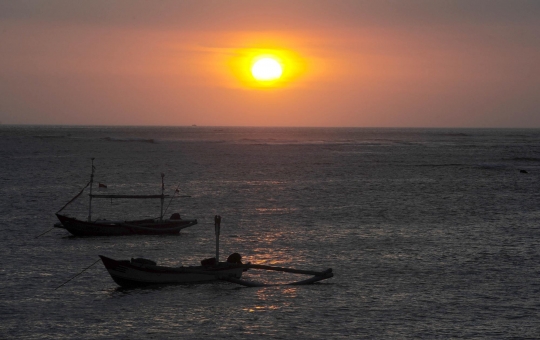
{"left": 99, "top": 255, "right": 245, "bottom": 287}
{"left": 100, "top": 216, "right": 333, "bottom": 288}
{"left": 55, "top": 159, "right": 197, "bottom": 236}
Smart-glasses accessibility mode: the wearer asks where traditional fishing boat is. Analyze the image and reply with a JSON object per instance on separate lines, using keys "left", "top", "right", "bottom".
{"left": 100, "top": 255, "right": 333, "bottom": 287}
{"left": 54, "top": 159, "right": 197, "bottom": 236}
{"left": 99, "top": 216, "right": 333, "bottom": 288}
{"left": 99, "top": 254, "right": 246, "bottom": 287}
{"left": 55, "top": 214, "right": 197, "bottom": 237}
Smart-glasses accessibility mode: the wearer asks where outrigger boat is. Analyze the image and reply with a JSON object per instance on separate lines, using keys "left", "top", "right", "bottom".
{"left": 99, "top": 254, "right": 246, "bottom": 287}
{"left": 100, "top": 216, "right": 334, "bottom": 288}
{"left": 55, "top": 159, "right": 197, "bottom": 236}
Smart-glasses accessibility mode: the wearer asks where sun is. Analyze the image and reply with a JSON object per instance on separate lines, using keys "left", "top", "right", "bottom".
{"left": 251, "top": 57, "right": 283, "bottom": 81}
{"left": 227, "top": 47, "right": 306, "bottom": 89}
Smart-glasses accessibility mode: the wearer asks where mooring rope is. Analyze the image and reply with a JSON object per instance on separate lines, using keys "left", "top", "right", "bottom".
{"left": 35, "top": 226, "right": 56, "bottom": 239}
{"left": 55, "top": 259, "right": 101, "bottom": 290}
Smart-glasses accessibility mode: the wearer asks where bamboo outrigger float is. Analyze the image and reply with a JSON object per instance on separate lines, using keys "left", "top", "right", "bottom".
{"left": 55, "top": 159, "right": 197, "bottom": 236}
{"left": 99, "top": 216, "right": 334, "bottom": 288}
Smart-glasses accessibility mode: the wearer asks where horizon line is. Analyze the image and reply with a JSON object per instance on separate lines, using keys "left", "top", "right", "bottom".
{"left": 1, "top": 123, "right": 540, "bottom": 130}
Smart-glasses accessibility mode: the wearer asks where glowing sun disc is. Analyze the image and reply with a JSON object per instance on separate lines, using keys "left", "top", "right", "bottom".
{"left": 251, "top": 57, "right": 283, "bottom": 81}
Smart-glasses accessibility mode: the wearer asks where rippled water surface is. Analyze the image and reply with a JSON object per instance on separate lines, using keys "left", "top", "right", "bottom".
{"left": 1, "top": 126, "right": 540, "bottom": 339}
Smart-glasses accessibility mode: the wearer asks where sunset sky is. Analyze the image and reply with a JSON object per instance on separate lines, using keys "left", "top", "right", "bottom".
{"left": 1, "top": 0, "right": 539, "bottom": 127}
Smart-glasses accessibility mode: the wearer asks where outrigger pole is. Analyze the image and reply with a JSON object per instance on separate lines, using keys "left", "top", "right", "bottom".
{"left": 88, "top": 158, "right": 95, "bottom": 222}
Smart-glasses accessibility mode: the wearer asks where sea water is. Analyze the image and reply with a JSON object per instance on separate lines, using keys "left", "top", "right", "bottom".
{"left": 0, "top": 126, "right": 539, "bottom": 339}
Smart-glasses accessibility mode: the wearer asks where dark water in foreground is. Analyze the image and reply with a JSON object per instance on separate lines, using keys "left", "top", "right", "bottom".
{"left": 1, "top": 126, "right": 540, "bottom": 339}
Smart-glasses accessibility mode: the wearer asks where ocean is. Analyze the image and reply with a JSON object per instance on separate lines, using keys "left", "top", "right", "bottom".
{"left": 1, "top": 126, "right": 539, "bottom": 339}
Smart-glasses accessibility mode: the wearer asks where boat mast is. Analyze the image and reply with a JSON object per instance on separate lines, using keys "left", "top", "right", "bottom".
{"left": 88, "top": 158, "right": 95, "bottom": 222}
{"left": 160, "top": 173, "right": 165, "bottom": 221}
{"left": 215, "top": 215, "right": 221, "bottom": 263}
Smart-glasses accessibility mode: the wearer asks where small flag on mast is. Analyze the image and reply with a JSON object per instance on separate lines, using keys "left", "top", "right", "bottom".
{"left": 98, "top": 183, "right": 107, "bottom": 188}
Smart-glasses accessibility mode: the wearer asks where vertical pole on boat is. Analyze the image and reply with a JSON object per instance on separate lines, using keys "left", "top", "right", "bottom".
{"left": 88, "top": 158, "right": 95, "bottom": 222}
{"left": 160, "top": 173, "right": 165, "bottom": 221}
{"left": 215, "top": 215, "right": 221, "bottom": 263}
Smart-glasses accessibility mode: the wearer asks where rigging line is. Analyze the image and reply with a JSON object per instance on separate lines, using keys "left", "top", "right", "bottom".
{"left": 163, "top": 183, "right": 181, "bottom": 217}
{"left": 56, "top": 180, "right": 91, "bottom": 214}
{"left": 55, "top": 259, "right": 101, "bottom": 290}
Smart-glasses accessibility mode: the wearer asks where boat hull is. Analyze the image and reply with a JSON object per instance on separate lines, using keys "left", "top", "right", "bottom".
{"left": 55, "top": 214, "right": 197, "bottom": 236}
{"left": 99, "top": 256, "right": 244, "bottom": 288}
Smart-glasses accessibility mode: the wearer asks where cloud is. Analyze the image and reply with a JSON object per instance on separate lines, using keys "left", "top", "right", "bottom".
{"left": 2, "top": 1, "right": 540, "bottom": 30}
{"left": 1, "top": 0, "right": 539, "bottom": 127}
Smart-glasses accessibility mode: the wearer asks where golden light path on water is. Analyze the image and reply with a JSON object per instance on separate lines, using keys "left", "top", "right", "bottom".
{"left": 5, "top": 126, "right": 539, "bottom": 339}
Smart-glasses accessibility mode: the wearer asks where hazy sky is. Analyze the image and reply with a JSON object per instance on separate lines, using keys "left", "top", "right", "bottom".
{"left": 1, "top": 0, "right": 539, "bottom": 127}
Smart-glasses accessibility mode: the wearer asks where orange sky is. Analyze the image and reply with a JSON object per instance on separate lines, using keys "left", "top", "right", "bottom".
{"left": 1, "top": 1, "right": 539, "bottom": 127}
